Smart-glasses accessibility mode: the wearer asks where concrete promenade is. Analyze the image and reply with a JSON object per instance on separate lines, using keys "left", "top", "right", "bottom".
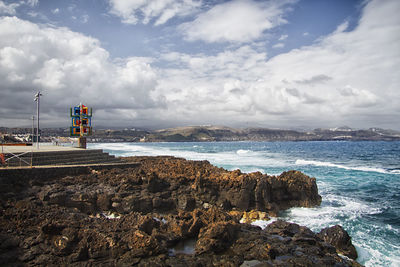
{"left": 0, "top": 144, "right": 121, "bottom": 167}
{"left": 1, "top": 144, "right": 83, "bottom": 154}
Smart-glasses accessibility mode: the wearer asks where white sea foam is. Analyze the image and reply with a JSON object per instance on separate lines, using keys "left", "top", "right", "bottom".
{"left": 354, "top": 233, "right": 400, "bottom": 267}
{"left": 236, "top": 149, "right": 250, "bottom": 154}
{"left": 295, "top": 159, "right": 398, "bottom": 175}
{"left": 101, "top": 212, "right": 120, "bottom": 219}
{"left": 90, "top": 143, "right": 290, "bottom": 170}
{"left": 251, "top": 217, "right": 278, "bottom": 229}
{"left": 280, "top": 193, "right": 400, "bottom": 267}
{"left": 281, "top": 194, "right": 382, "bottom": 231}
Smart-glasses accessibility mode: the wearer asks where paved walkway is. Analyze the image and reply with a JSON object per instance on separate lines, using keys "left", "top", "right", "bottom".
{"left": 0, "top": 144, "right": 85, "bottom": 154}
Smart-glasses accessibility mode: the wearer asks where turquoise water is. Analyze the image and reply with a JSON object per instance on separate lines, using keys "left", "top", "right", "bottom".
{"left": 89, "top": 141, "right": 400, "bottom": 267}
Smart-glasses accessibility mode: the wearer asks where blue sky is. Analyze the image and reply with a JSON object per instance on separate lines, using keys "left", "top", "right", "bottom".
{"left": 0, "top": 0, "right": 399, "bottom": 130}
{"left": 17, "top": 0, "right": 362, "bottom": 59}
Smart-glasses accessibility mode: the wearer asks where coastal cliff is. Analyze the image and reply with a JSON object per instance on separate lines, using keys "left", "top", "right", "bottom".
{"left": 0, "top": 156, "right": 360, "bottom": 266}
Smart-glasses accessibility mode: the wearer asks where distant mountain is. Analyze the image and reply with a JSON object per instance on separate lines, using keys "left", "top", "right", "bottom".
{"left": 139, "top": 125, "right": 400, "bottom": 142}
{"left": 1, "top": 126, "right": 400, "bottom": 142}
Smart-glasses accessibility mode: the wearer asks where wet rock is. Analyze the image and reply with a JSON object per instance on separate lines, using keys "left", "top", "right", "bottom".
{"left": 275, "top": 170, "right": 322, "bottom": 209}
{"left": 317, "top": 225, "right": 358, "bottom": 260}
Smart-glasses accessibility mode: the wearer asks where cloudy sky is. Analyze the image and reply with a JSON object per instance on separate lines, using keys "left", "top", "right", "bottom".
{"left": 0, "top": 0, "right": 399, "bottom": 130}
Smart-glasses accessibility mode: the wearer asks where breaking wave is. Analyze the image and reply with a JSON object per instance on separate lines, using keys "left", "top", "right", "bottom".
{"left": 295, "top": 159, "right": 399, "bottom": 175}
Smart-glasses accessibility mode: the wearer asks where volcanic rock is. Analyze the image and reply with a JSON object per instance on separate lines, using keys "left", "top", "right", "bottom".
{"left": 0, "top": 156, "right": 361, "bottom": 266}
{"left": 317, "top": 225, "right": 358, "bottom": 260}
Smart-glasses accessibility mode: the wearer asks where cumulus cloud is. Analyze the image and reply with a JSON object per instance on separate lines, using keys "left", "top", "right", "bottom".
{"left": 179, "top": 0, "right": 295, "bottom": 43}
{"left": 295, "top": 74, "right": 332, "bottom": 85}
{"left": 338, "top": 85, "right": 379, "bottom": 108}
{"left": 1, "top": 0, "right": 399, "bottom": 130}
{"left": 108, "top": 0, "right": 201, "bottom": 25}
{"left": 0, "top": 16, "right": 161, "bottom": 127}
{"left": 155, "top": 0, "right": 400, "bottom": 128}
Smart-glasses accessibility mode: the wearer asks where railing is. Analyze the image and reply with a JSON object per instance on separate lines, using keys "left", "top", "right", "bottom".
{"left": 1, "top": 145, "right": 33, "bottom": 167}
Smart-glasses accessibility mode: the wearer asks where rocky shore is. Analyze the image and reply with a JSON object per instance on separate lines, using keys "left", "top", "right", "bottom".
{"left": 0, "top": 156, "right": 360, "bottom": 266}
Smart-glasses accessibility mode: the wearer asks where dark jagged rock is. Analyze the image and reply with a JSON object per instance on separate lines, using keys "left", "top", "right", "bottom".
{"left": 196, "top": 221, "right": 239, "bottom": 254}
{"left": 128, "top": 156, "right": 322, "bottom": 214}
{"left": 0, "top": 156, "right": 361, "bottom": 266}
{"left": 317, "top": 225, "right": 358, "bottom": 260}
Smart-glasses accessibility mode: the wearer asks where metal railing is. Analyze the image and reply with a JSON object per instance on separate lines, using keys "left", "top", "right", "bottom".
{"left": 1, "top": 145, "right": 33, "bottom": 167}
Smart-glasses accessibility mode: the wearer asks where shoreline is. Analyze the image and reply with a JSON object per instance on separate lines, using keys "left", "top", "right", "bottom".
{"left": 0, "top": 156, "right": 361, "bottom": 266}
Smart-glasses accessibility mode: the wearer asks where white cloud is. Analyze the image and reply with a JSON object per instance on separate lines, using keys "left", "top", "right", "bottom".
{"left": 0, "top": 1, "right": 20, "bottom": 15}
{"left": 108, "top": 0, "right": 201, "bottom": 25}
{"left": 278, "top": 34, "right": 288, "bottom": 41}
{"left": 26, "top": 0, "right": 38, "bottom": 7}
{"left": 180, "top": 0, "right": 295, "bottom": 43}
{"left": 272, "top": 43, "right": 284, "bottom": 49}
{"left": 68, "top": 4, "right": 76, "bottom": 12}
{"left": 0, "top": 16, "right": 161, "bottom": 127}
{"left": 155, "top": 0, "right": 400, "bottom": 128}
{"left": 338, "top": 85, "right": 379, "bottom": 108}
{"left": 82, "top": 14, "right": 89, "bottom": 23}
{"left": 0, "top": 0, "right": 39, "bottom": 15}
{"left": 27, "top": 11, "right": 47, "bottom": 20}
{"left": 52, "top": 8, "right": 60, "bottom": 14}
{"left": 1, "top": 0, "right": 399, "bottom": 130}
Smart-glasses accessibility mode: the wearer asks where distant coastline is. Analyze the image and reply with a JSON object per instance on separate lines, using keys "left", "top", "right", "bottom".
{"left": 2, "top": 125, "right": 400, "bottom": 143}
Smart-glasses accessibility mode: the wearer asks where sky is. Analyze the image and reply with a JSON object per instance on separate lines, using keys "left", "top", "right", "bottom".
{"left": 0, "top": 0, "right": 399, "bottom": 130}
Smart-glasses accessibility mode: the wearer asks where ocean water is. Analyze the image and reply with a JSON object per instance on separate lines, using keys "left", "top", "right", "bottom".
{"left": 89, "top": 141, "right": 400, "bottom": 267}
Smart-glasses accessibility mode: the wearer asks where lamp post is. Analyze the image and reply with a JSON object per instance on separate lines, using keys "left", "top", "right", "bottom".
{"left": 31, "top": 115, "right": 35, "bottom": 144}
{"left": 34, "top": 91, "right": 42, "bottom": 149}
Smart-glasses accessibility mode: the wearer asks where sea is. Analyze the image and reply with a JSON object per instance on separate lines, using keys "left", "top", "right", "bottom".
{"left": 89, "top": 141, "right": 400, "bottom": 267}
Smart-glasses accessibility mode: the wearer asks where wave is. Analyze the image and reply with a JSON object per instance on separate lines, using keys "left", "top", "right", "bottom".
{"left": 282, "top": 193, "right": 382, "bottom": 231}
{"left": 250, "top": 217, "right": 278, "bottom": 229}
{"left": 90, "top": 143, "right": 290, "bottom": 170}
{"left": 236, "top": 149, "right": 250, "bottom": 154}
{"left": 281, "top": 193, "right": 400, "bottom": 267}
{"left": 295, "top": 159, "right": 399, "bottom": 175}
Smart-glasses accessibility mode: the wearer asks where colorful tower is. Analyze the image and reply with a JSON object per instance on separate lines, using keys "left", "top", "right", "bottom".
{"left": 70, "top": 103, "right": 92, "bottom": 148}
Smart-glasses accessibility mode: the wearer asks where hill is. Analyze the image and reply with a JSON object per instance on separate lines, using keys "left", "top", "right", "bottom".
{"left": 1, "top": 126, "right": 400, "bottom": 142}
{"left": 142, "top": 125, "right": 400, "bottom": 142}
